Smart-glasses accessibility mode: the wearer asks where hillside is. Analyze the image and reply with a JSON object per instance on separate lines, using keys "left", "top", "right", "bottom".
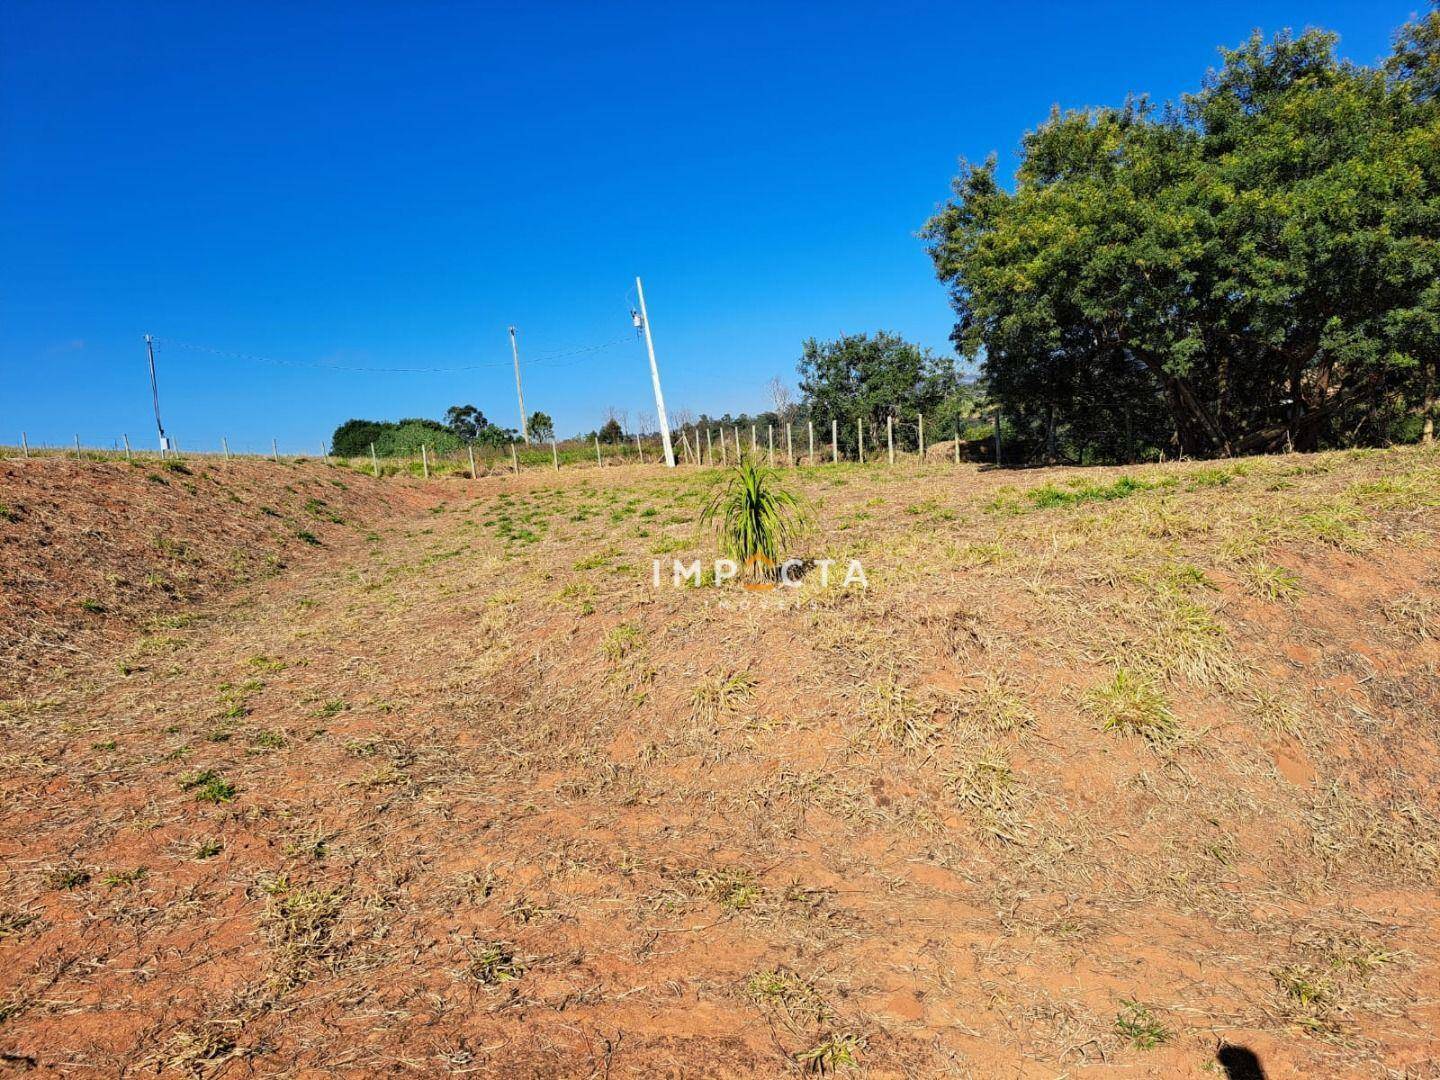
{"left": 0, "top": 457, "right": 437, "bottom": 697}
{"left": 1, "top": 446, "right": 1438, "bottom": 1077}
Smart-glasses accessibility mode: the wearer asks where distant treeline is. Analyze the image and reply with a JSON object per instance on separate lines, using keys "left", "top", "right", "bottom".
{"left": 332, "top": 407, "right": 553, "bottom": 457}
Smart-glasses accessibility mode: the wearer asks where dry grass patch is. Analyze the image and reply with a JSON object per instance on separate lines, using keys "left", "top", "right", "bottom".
{"left": 859, "top": 674, "right": 935, "bottom": 751}
{"left": 1381, "top": 591, "right": 1438, "bottom": 640}
{"left": 691, "top": 669, "right": 755, "bottom": 724}
{"left": 1239, "top": 560, "right": 1302, "bottom": 601}
{"left": 1084, "top": 669, "right": 1179, "bottom": 745}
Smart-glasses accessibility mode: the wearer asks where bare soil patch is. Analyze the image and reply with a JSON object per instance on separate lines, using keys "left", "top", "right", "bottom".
{"left": 2, "top": 446, "right": 1438, "bottom": 1076}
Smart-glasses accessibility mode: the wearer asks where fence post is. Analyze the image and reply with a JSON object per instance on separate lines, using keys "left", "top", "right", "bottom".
{"left": 720, "top": 427, "right": 728, "bottom": 466}
{"left": 371, "top": 442, "right": 379, "bottom": 477}
{"left": 808, "top": 420, "right": 814, "bottom": 464}
{"left": 468, "top": 444, "right": 477, "bottom": 479}
{"left": 994, "top": 410, "right": 1002, "bottom": 466}
{"left": 74, "top": 434, "right": 81, "bottom": 458}
{"left": 595, "top": 433, "right": 602, "bottom": 466}
{"left": 767, "top": 425, "right": 774, "bottom": 466}
{"left": 122, "top": 434, "right": 131, "bottom": 461}
{"left": 887, "top": 416, "right": 894, "bottom": 465}
{"left": 706, "top": 426, "right": 713, "bottom": 465}
{"left": 831, "top": 420, "right": 837, "bottom": 464}
{"left": 421, "top": 443, "right": 430, "bottom": 478}
{"left": 918, "top": 413, "right": 925, "bottom": 460}
{"left": 751, "top": 424, "right": 757, "bottom": 455}
{"left": 955, "top": 429, "right": 960, "bottom": 464}
{"left": 635, "top": 432, "right": 643, "bottom": 464}
{"left": 222, "top": 437, "right": 230, "bottom": 461}
{"left": 785, "top": 423, "right": 793, "bottom": 465}
{"left": 21, "top": 432, "right": 29, "bottom": 459}
{"left": 511, "top": 444, "right": 519, "bottom": 474}
{"left": 272, "top": 439, "right": 279, "bottom": 462}
{"left": 551, "top": 436, "right": 559, "bottom": 470}
{"left": 321, "top": 442, "right": 328, "bottom": 463}
{"left": 858, "top": 418, "right": 865, "bottom": 463}
{"left": 733, "top": 426, "right": 741, "bottom": 460}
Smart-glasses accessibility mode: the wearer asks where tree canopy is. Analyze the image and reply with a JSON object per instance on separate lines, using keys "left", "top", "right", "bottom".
{"left": 331, "top": 406, "right": 517, "bottom": 458}
{"left": 445, "top": 405, "right": 518, "bottom": 447}
{"left": 922, "top": 12, "right": 1440, "bottom": 460}
{"left": 797, "top": 331, "right": 967, "bottom": 453}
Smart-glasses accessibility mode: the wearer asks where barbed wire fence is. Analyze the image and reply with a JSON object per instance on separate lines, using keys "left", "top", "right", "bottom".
{"left": 2, "top": 408, "right": 1019, "bottom": 477}
{"left": 5, "top": 333, "right": 1059, "bottom": 475}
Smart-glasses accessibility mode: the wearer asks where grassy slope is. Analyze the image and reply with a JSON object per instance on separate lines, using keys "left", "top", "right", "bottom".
{"left": 1, "top": 445, "right": 1438, "bottom": 1076}
{"left": 0, "top": 457, "right": 438, "bottom": 697}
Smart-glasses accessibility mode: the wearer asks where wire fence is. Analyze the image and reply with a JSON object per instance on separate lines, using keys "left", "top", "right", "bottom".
{"left": 1, "top": 412, "right": 1011, "bottom": 477}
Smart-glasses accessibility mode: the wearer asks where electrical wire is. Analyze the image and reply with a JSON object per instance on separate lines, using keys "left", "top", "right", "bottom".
{"left": 153, "top": 334, "right": 633, "bottom": 375}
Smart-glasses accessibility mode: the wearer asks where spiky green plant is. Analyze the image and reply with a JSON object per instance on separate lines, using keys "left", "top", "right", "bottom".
{"left": 700, "top": 459, "right": 808, "bottom": 579}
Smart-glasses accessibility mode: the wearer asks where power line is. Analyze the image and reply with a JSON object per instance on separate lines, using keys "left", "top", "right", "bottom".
{"left": 153, "top": 335, "right": 631, "bottom": 374}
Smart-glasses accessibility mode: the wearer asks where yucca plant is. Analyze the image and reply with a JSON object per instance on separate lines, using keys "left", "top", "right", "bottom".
{"left": 700, "top": 458, "right": 808, "bottom": 580}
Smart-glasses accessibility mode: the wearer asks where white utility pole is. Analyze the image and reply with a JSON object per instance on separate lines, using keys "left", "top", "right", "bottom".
{"left": 145, "top": 334, "right": 170, "bottom": 457}
{"left": 634, "top": 277, "right": 675, "bottom": 467}
{"left": 509, "top": 326, "right": 530, "bottom": 444}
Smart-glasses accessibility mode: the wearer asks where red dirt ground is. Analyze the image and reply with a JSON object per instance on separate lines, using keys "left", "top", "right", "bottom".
{"left": 1, "top": 447, "right": 1438, "bottom": 1077}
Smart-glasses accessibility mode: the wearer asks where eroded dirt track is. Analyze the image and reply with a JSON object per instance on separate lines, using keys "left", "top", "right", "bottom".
{"left": 3, "top": 449, "right": 1440, "bottom": 1077}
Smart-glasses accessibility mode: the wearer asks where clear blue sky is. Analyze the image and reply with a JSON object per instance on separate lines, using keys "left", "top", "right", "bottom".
{"left": 1, "top": 1, "right": 1419, "bottom": 452}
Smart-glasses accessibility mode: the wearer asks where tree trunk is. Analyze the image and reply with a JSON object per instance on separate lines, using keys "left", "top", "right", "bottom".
{"left": 1423, "top": 363, "right": 1437, "bottom": 444}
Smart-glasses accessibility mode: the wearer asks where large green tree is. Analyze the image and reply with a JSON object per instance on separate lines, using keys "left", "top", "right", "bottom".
{"left": 923, "top": 13, "right": 1440, "bottom": 459}
{"left": 797, "top": 332, "right": 962, "bottom": 454}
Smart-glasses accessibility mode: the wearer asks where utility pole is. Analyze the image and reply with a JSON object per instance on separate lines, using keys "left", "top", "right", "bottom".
{"left": 633, "top": 277, "right": 675, "bottom": 467}
{"left": 145, "top": 334, "right": 169, "bottom": 457}
{"left": 509, "top": 327, "right": 529, "bottom": 444}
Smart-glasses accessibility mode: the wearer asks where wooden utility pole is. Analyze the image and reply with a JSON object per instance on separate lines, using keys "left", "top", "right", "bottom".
{"left": 634, "top": 277, "right": 675, "bottom": 467}
{"left": 509, "top": 326, "right": 529, "bottom": 444}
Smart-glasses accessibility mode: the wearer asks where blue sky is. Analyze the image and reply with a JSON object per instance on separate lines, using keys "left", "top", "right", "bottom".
{"left": 1, "top": 1, "right": 1420, "bottom": 452}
